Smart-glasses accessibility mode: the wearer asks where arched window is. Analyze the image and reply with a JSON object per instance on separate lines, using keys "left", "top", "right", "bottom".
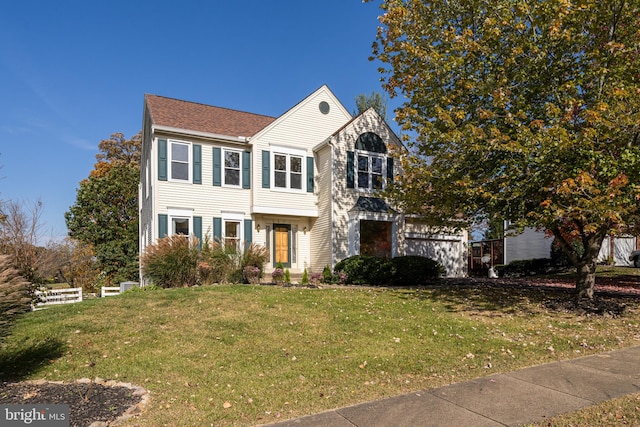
{"left": 355, "top": 132, "right": 386, "bottom": 153}
{"left": 351, "top": 132, "right": 389, "bottom": 190}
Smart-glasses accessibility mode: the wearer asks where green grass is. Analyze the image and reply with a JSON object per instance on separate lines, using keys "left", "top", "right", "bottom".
{"left": 1, "top": 282, "right": 639, "bottom": 426}
{"left": 527, "top": 393, "right": 640, "bottom": 426}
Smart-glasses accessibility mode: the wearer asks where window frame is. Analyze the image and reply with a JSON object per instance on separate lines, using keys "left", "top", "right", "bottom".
{"left": 168, "top": 140, "right": 192, "bottom": 182}
{"left": 222, "top": 213, "right": 244, "bottom": 250}
{"left": 222, "top": 148, "right": 242, "bottom": 187}
{"left": 355, "top": 150, "right": 386, "bottom": 191}
{"left": 270, "top": 145, "right": 306, "bottom": 193}
{"left": 167, "top": 208, "right": 193, "bottom": 237}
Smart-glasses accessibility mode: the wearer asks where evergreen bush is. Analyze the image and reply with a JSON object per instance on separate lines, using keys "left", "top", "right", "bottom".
{"left": 391, "top": 256, "right": 444, "bottom": 285}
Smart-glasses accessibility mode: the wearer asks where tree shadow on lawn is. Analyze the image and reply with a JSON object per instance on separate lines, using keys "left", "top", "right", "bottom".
{"left": 392, "top": 278, "right": 640, "bottom": 318}
{"left": 0, "top": 337, "right": 66, "bottom": 382}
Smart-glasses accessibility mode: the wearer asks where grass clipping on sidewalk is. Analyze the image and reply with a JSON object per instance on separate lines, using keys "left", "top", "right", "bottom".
{"left": 1, "top": 282, "right": 639, "bottom": 426}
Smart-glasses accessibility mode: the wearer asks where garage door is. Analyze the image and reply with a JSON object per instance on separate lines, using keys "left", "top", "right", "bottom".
{"left": 405, "top": 238, "right": 465, "bottom": 277}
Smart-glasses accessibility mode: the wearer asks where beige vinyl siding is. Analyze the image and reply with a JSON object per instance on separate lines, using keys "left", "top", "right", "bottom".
{"left": 139, "top": 108, "right": 155, "bottom": 252}
{"left": 330, "top": 110, "right": 404, "bottom": 263}
{"left": 332, "top": 132, "right": 358, "bottom": 263}
{"left": 252, "top": 87, "right": 351, "bottom": 214}
{"left": 154, "top": 136, "right": 251, "bottom": 242}
{"left": 311, "top": 145, "right": 333, "bottom": 271}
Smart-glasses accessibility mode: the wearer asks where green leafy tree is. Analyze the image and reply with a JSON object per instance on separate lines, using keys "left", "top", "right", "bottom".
{"left": 371, "top": 0, "right": 640, "bottom": 299}
{"left": 66, "top": 132, "right": 141, "bottom": 284}
{"left": 354, "top": 92, "right": 388, "bottom": 119}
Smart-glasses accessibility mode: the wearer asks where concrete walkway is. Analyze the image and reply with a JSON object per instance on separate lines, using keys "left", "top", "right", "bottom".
{"left": 264, "top": 345, "right": 640, "bottom": 427}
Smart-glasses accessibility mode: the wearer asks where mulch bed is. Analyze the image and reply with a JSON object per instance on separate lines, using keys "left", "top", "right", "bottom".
{"left": 0, "top": 380, "right": 147, "bottom": 427}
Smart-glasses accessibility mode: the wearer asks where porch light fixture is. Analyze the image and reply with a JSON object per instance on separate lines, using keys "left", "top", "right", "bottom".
{"left": 303, "top": 226, "right": 307, "bottom": 234}
{"left": 257, "top": 224, "right": 261, "bottom": 232}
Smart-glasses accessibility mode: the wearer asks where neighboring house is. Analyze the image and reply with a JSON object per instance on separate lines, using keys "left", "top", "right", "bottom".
{"left": 469, "top": 224, "right": 552, "bottom": 273}
{"left": 469, "top": 221, "right": 638, "bottom": 273}
{"left": 139, "top": 85, "right": 468, "bottom": 282}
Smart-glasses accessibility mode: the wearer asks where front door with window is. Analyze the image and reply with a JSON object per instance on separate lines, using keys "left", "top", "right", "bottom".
{"left": 274, "top": 224, "right": 291, "bottom": 267}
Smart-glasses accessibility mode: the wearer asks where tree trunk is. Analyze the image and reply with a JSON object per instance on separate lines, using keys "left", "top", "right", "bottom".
{"left": 575, "top": 261, "right": 596, "bottom": 300}
{"left": 551, "top": 224, "right": 608, "bottom": 301}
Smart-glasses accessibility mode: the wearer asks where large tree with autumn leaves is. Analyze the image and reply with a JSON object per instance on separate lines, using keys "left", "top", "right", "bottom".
{"left": 66, "top": 132, "right": 141, "bottom": 285}
{"left": 371, "top": 0, "right": 640, "bottom": 299}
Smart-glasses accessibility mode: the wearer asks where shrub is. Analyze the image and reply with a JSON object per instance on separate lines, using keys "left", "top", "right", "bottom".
{"left": 309, "top": 272, "right": 322, "bottom": 286}
{"left": 301, "top": 268, "right": 309, "bottom": 285}
{"left": 495, "top": 258, "right": 554, "bottom": 277}
{"left": 271, "top": 268, "right": 284, "bottom": 285}
{"left": 243, "top": 266, "right": 261, "bottom": 284}
{"left": 333, "top": 255, "right": 395, "bottom": 286}
{"left": 284, "top": 268, "right": 291, "bottom": 284}
{"left": 0, "top": 255, "right": 31, "bottom": 342}
{"left": 391, "top": 256, "right": 444, "bottom": 285}
{"left": 321, "top": 265, "right": 333, "bottom": 284}
{"left": 141, "top": 235, "right": 200, "bottom": 288}
{"left": 201, "top": 240, "right": 269, "bottom": 284}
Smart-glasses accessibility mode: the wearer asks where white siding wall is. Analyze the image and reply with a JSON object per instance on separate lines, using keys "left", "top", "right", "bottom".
{"left": 330, "top": 109, "right": 403, "bottom": 264}
{"left": 404, "top": 220, "right": 468, "bottom": 278}
{"left": 504, "top": 227, "right": 553, "bottom": 264}
{"left": 139, "top": 107, "right": 155, "bottom": 258}
{"left": 310, "top": 145, "right": 333, "bottom": 273}
{"left": 153, "top": 135, "right": 252, "bottom": 243}
{"left": 252, "top": 87, "right": 351, "bottom": 214}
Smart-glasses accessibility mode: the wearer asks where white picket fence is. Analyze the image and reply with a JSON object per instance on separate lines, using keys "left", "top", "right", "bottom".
{"left": 34, "top": 287, "right": 83, "bottom": 309}
{"left": 101, "top": 286, "right": 121, "bottom": 297}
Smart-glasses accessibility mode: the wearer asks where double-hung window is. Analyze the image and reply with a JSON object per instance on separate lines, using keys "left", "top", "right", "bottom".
{"left": 272, "top": 146, "right": 305, "bottom": 191}
{"left": 357, "top": 154, "right": 385, "bottom": 190}
{"left": 173, "top": 217, "right": 190, "bottom": 235}
{"left": 224, "top": 220, "right": 240, "bottom": 249}
{"left": 224, "top": 149, "right": 241, "bottom": 187}
{"left": 170, "top": 141, "right": 191, "bottom": 182}
{"left": 168, "top": 208, "right": 193, "bottom": 236}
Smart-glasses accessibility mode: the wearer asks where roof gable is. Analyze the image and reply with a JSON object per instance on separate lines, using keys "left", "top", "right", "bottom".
{"left": 145, "top": 94, "right": 276, "bottom": 138}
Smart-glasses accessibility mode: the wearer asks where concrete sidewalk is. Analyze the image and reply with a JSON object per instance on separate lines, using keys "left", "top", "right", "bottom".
{"left": 264, "top": 345, "right": 640, "bottom": 427}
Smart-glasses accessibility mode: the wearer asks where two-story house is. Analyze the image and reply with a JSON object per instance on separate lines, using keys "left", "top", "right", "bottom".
{"left": 139, "top": 85, "right": 467, "bottom": 282}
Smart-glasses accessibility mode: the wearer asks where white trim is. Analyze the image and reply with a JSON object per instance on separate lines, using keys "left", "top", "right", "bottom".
{"left": 221, "top": 212, "right": 245, "bottom": 248}
{"left": 270, "top": 144, "right": 307, "bottom": 193}
{"left": 252, "top": 205, "right": 318, "bottom": 217}
{"left": 153, "top": 125, "right": 250, "bottom": 144}
{"left": 167, "top": 208, "right": 193, "bottom": 236}
{"left": 168, "top": 139, "right": 192, "bottom": 183}
{"left": 354, "top": 149, "right": 386, "bottom": 191}
{"left": 222, "top": 148, "right": 242, "bottom": 187}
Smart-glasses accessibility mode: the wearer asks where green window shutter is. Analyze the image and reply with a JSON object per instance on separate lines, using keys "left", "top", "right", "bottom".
{"left": 193, "top": 144, "right": 202, "bottom": 184}
{"left": 347, "top": 151, "right": 355, "bottom": 188}
{"left": 244, "top": 219, "right": 253, "bottom": 250}
{"left": 158, "top": 214, "right": 168, "bottom": 238}
{"left": 213, "top": 217, "right": 222, "bottom": 241}
{"left": 158, "top": 139, "right": 167, "bottom": 181}
{"left": 213, "top": 147, "right": 222, "bottom": 186}
{"left": 242, "top": 151, "right": 251, "bottom": 189}
{"left": 387, "top": 157, "right": 394, "bottom": 182}
{"left": 194, "top": 216, "right": 202, "bottom": 248}
{"left": 262, "top": 150, "right": 270, "bottom": 188}
{"left": 306, "top": 156, "right": 314, "bottom": 193}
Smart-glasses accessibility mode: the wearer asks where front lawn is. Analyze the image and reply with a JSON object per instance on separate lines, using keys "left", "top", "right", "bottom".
{"left": 1, "top": 281, "right": 639, "bottom": 426}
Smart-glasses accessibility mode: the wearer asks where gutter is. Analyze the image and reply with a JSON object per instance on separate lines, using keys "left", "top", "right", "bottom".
{"left": 152, "top": 125, "right": 251, "bottom": 144}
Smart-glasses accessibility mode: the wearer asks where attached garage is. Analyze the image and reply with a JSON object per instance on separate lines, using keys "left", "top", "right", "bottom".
{"left": 405, "top": 233, "right": 467, "bottom": 277}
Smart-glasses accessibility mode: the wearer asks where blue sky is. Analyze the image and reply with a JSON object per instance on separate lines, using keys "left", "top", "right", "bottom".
{"left": 0, "top": 0, "right": 401, "bottom": 243}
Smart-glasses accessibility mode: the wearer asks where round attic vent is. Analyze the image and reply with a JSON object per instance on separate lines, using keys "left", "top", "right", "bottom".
{"left": 319, "top": 101, "right": 330, "bottom": 114}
